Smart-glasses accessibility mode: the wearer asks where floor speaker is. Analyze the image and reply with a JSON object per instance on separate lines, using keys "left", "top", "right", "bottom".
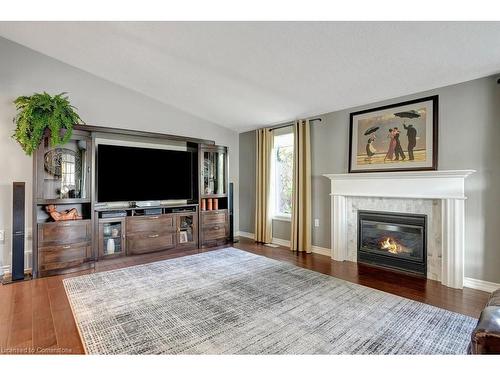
{"left": 12, "top": 182, "right": 25, "bottom": 281}
{"left": 228, "top": 182, "right": 238, "bottom": 243}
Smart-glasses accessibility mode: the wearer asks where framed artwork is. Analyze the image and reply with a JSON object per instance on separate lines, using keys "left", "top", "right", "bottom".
{"left": 349, "top": 96, "right": 438, "bottom": 173}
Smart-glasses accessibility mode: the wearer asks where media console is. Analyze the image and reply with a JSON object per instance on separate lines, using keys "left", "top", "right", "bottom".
{"left": 96, "top": 204, "right": 199, "bottom": 259}
{"left": 32, "top": 125, "right": 229, "bottom": 277}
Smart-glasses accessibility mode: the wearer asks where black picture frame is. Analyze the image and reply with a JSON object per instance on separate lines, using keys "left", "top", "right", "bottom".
{"left": 348, "top": 95, "right": 438, "bottom": 173}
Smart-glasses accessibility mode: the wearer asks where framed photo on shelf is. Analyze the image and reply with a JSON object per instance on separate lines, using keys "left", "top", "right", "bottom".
{"left": 179, "top": 231, "right": 188, "bottom": 243}
{"left": 348, "top": 95, "right": 438, "bottom": 173}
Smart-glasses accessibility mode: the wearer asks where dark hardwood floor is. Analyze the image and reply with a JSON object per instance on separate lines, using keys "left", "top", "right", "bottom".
{"left": 0, "top": 237, "right": 489, "bottom": 354}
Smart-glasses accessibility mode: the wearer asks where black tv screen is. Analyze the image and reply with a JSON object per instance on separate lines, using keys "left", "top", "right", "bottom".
{"left": 97, "top": 144, "right": 195, "bottom": 202}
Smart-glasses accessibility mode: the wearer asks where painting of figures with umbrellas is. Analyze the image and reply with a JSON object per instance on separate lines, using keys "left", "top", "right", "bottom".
{"left": 348, "top": 96, "right": 438, "bottom": 173}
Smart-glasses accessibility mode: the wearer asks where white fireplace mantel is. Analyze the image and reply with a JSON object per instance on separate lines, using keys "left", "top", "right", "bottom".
{"left": 323, "top": 170, "right": 475, "bottom": 289}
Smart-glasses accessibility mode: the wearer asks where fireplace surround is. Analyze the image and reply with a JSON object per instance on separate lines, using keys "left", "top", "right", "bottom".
{"left": 324, "top": 170, "right": 475, "bottom": 289}
{"left": 358, "top": 210, "right": 427, "bottom": 276}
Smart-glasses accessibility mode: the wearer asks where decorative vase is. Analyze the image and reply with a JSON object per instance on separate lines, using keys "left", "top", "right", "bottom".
{"left": 207, "top": 198, "right": 213, "bottom": 211}
{"left": 201, "top": 199, "right": 206, "bottom": 211}
{"left": 213, "top": 198, "right": 218, "bottom": 210}
{"left": 107, "top": 238, "right": 115, "bottom": 254}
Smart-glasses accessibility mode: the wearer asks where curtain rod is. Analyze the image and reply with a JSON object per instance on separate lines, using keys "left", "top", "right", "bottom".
{"left": 267, "top": 117, "right": 322, "bottom": 131}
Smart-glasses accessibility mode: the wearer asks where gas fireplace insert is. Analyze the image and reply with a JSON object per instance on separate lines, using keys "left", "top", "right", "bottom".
{"left": 357, "top": 210, "right": 427, "bottom": 277}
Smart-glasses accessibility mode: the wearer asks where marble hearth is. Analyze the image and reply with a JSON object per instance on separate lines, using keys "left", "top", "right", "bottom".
{"left": 323, "top": 170, "right": 475, "bottom": 289}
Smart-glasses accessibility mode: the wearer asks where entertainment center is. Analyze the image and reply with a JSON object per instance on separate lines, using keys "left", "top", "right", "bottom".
{"left": 32, "top": 125, "right": 229, "bottom": 277}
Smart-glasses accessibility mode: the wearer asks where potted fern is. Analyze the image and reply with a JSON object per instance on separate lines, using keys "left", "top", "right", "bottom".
{"left": 12, "top": 92, "right": 84, "bottom": 155}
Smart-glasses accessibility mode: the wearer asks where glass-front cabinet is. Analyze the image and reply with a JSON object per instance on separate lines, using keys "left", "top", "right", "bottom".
{"left": 35, "top": 132, "right": 91, "bottom": 202}
{"left": 176, "top": 212, "right": 198, "bottom": 248}
{"left": 200, "top": 145, "right": 227, "bottom": 197}
{"left": 98, "top": 218, "right": 126, "bottom": 258}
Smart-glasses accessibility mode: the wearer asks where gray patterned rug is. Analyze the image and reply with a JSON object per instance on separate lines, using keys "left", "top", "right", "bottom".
{"left": 63, "top": 248, "right": 476, "bottom": 354}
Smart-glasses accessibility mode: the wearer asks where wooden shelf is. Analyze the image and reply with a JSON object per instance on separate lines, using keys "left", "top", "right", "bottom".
{"left": 94, "top": 203, "right": 199, "bottom": 213}
{"left": 37, "top": 198, "right": 91, "bottom": 205}
{"left": 39, "top": 218, "right": 91, "bottom": 226}
{"left": 101, "top": 252, "right": 124, "bottom": 259}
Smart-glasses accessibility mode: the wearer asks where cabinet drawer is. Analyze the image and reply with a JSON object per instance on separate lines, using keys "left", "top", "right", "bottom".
{"left": 202, "top": 238, "right": 228, "bottom": 248}
{"left": 201, "top": 210, "right": 227, "bottom": 225}
{"left": 38, "top": 220, "right": 91, "bottom": 245}
{"left": 203, "top": 225, "right": 227, "bottom": 241}
{"left": 127, "top": 232, "right": 176, "bottom": 255}
{"left": 126, "top": 215, "right": 174, "bottom": 234}
{"left": 39, "top": 242, "right": 89, "bottom": 271}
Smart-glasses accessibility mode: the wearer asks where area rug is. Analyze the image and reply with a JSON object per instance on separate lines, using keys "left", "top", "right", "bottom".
{"left": 63, "top": 248, "right": 476, "bottom": 354}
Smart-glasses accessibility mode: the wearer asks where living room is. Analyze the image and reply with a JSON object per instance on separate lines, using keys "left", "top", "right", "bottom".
{"left": 1, "top": 1, "right": 500, "bottom": 372}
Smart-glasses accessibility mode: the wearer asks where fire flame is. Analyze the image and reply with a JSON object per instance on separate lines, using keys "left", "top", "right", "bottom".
{"left": 379, "top": 237, "right": 404, "bottom": 254}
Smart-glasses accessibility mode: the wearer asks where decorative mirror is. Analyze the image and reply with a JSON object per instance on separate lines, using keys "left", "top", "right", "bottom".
{"left": 44, "top": 148, "right": 83, "bottom": 199}
{"left": 44, "top": 148, "right": 82, "bottom": 177}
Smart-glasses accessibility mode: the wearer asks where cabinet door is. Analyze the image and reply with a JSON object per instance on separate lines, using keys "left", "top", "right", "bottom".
{"left": 126, "top": 214, "right": 175, "bottom": 234}
{"left": 39, "top": 243, "right": 89, "bottom": 271}
{"left": 36, "top": 133, "right": 91, "bottom": 202}
{"left": 38, "top": 220, "right": 91, "bottom": 245}
{"left": 176, "top": 213, "right": 198, "bottom": 248}
{"left": 201, "top": 210, "right": 227, "bottom": 226}
{"left": 201, "top": 223, "right": 228, "bottom": 248}
{"left": 98, "top": 218, "right": 126, "bottom": 258}
{"left": 127, "top": 232, "right": 176, "bottom": 255}
{"left": 203, "top": 224, "right": 227, "bottom": 241}
{"left": 200, "top": 146, "right": 227, "bottom": 197}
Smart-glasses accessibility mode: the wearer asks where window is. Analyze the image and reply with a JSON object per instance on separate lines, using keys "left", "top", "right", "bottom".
{"left": 272, "top": 130, "right": 294, "bottom": 220}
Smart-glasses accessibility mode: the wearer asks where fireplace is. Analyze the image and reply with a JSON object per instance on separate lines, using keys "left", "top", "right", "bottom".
{"left": 357, "top": 210, "right": 427, "bottom": 276}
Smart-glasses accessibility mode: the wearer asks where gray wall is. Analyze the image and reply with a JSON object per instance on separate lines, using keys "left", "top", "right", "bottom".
{"left": 271, "top": 219, "right": 291, "bottom": 241}
{"left": 238, "top": 131, "right": 255, "bottom": 234}
{"left": 239, "top": 75, "right": 500, "bottom": 283}
{"left": 0, "top": 37, "right": 239, "bottom": 274}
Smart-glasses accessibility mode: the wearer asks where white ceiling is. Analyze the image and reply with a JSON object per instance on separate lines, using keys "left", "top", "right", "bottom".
{"left": 1, "top": 22, "right": 500, "bottom": 132}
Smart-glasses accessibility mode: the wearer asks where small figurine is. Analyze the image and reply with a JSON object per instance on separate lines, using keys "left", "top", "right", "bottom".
{"left": 45, "top": 204, "right": 82, "bottom": 221}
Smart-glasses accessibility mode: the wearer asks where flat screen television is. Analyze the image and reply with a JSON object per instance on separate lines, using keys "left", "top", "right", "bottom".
{"left": 97, "top": 144, "right": 196, "bottom": 203}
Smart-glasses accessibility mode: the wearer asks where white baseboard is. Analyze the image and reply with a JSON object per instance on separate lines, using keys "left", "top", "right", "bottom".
{"left": 236, "top": 231, "right": 254, "bottom": 240}
{"left": 1, "top": 265, "right": 9, "bottom": 276}
{"left": 311, "top": 246, "right": 331, "bottom": 257}
{"left": 238, "top": 232, "right": 291, "bottom": 248}
{"left": 236, "top": 231, "right": 331, "bottom": 257}
{"left": 272, "top": 238, "right": 290, "bottom": 248}
{"left": 1, "top": 250, "right": 33, "bottom": 276}
{"left": 271, "top": 240, "right": 332, "bottom": 257}
{"left": 464, "top": 277, "right": 500, "bottom": 293}
{"left": 237, "top": 231, "right": 291, "bottom": 248}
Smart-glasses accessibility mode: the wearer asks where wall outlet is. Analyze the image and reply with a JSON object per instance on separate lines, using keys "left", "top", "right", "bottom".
{"left": 314, "top": 219, "right": 320, "bottom": 227}
{"left": 0, "top": 230, "right": 5, "bottom": 244}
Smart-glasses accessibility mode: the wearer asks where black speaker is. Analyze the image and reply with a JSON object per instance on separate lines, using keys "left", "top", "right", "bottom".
{"left": 12, "top": 182, "right": 25, "bottom": 281}
{"left": 228, "top": 182, "right": 238, "bottom": 243}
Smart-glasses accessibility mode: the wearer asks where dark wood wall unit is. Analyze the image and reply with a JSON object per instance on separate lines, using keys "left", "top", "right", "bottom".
{"left": 32, "top": 126, "right": 229, "bottom": 278}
